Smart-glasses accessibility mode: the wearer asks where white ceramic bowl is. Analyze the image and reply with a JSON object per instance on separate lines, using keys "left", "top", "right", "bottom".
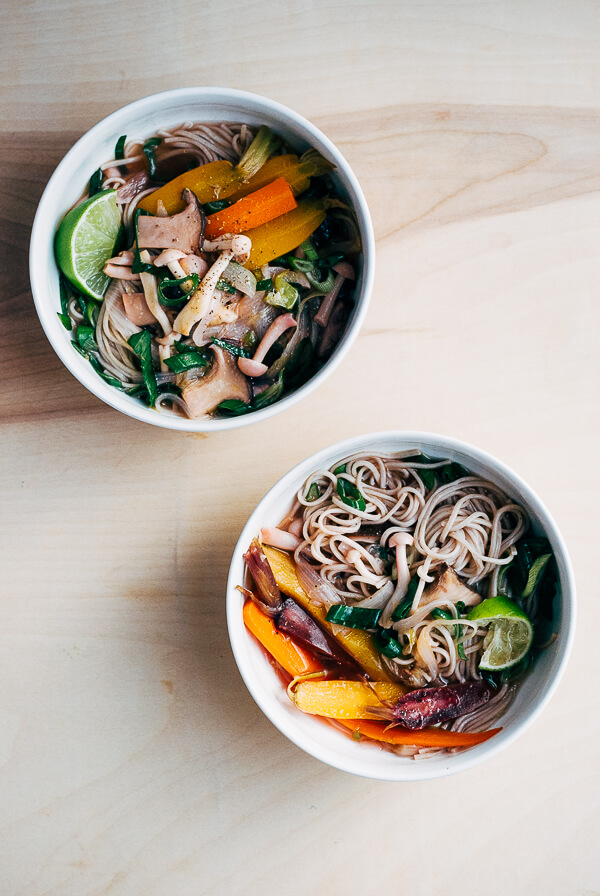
{"left": 227, "top": 431, "right": 576, "bottom": 780}
{"left": 30, "top": 88, "right": 375, "bottom": 431}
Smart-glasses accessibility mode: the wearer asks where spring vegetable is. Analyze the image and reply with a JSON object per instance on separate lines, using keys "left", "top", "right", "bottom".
{"left": 226, "top": 149, "right": 335, "bottom": 201}
{"left": 368, "top": 680, "right": 493, "bottom": 729}
{"left": 243, "top": 600, "right": 501, "bottom": 748}
{"left": 336, "top": 474, "right": 366, "bottom": 512}
{"left": 163, "top": 350, "right": 209, "bottom": 373}
{"left": 204, "top": 177, "right": 297, "bottom": 239}
{"left": 340, "top": 719, "right": 501, "bottom": 748}
{"left": 142, "top": 137, "right": 162, "bottom": 178}
{"left": 277, "top": 598, "right": 349, "bottom": 662}
{"left": 262, "top": 546, "right": 393, "bottom": 681}
{"left": 244, "top": 199, "right": 328, "bottom": 268}
{"left": 127, "top": 330, "right": 158, "bottom": 405}
{"left": 115, "top": 135, "right": 127, "bottom": 159}
{"left": 243, "top": 600, "right": 322, "bottom": 677}
{"left": 158, "top": 273, "right": 200, "bottom": 307}
{"left": 291, "top": 680, "right": 406, "bottom": 719}
{"left": 243, "top": 538, "right": 283, "bottom": 616}
{"left": 325, "top": 605, "right": 382, "bottom": 629}
{"left": 138, "top": 126, "right": 280, "bottom": 215}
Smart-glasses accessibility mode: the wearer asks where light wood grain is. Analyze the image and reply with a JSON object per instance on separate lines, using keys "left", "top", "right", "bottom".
{"left": 1, "top": 2, "right": 599, "bottom": 894}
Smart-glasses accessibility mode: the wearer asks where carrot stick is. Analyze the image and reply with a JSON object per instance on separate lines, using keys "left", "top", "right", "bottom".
{"left": 205, "top": 177, "right": 297, "bottom": 240}
{"left": 339, "top": 719, "right": 502, "bottom": 748}
{"left": 243, "top": 599, "right": 322, "bottom": 677}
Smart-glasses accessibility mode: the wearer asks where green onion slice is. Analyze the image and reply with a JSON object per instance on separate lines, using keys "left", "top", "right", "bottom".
{"left": 115, "top": 135, "right": 127, "bottom": 160}
{"left": 158, "top": 273, "right": 200, "bottom": 306}
{"left": 128, "top": 330, "right": 158, "bottom": 405}
{"left": 142, "top": 137, "right": 162, "bottom": 178}
{"left": 325, "top": 605, "right": 381, "bottom": 629}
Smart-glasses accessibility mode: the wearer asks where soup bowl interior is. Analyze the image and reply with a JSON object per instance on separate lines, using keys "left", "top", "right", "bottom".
{"left": 30, "top": 87, "right": 374, "bottom": 431}
{"left": 226, "top": 431, "right": 575, "bottom": 781}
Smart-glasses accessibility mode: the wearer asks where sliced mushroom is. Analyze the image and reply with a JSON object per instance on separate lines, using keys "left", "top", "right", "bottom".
{"left": 137, "top": 188, "right": 206, "bottom": 254}
{"left": 181, "top": 346, "right": 250, "bottom": 418}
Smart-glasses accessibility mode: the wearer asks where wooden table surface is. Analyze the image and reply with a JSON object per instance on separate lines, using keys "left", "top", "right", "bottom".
{"left": 2, "top": 2, "right": 599, "bottom": 894}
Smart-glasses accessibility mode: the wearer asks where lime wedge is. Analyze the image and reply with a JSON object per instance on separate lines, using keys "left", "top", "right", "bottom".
{"left": 55, "top": 190, "right": 121, "bottom": 300}
{"left": 467, "top": 595, "right": 533, "bottom": 672}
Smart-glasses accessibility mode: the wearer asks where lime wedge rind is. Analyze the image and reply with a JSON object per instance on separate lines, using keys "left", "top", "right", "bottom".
{"left": 467, "top": 595, "right": 534, "bottom": 672}
{"left": 55, "top": 190, "right": 120, "bottom": 301}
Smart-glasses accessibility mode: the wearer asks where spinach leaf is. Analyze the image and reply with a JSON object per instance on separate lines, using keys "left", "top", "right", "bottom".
{"left": 127, "top": 331, "right": 158, "bottom": 406}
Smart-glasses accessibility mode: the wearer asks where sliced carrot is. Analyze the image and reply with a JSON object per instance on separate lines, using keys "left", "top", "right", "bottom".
{"left": 340, "top": 719, "right": 502, "bottom": 748}
{"left": 292, "top": 680, "right": 406, "bottom": 719}
{"left": 243, "top": 599, "right": 322, "bottom": 677}
{"left": 204, "top": 177, "right": 297, "bottom": 240}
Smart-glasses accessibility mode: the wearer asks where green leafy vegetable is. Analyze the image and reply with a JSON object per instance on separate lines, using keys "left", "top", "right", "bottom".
{"left": 216, "top": 399, "right": 253, "bottom": 416}
{"left": 431, "top": 607, "right": 453, "bottom": 620}
{"left": 88, "top": 168, "right": 103, "bottom": 197}
{"left": 77, "top": 325, "right": 97, "bottom": 353}
{"left": 115, "top": 135, "right": 127, "bottom": 159}
{"left": 216, "top": 278, "right": 237, "bottom": 295}
{"left": 89, "top": 356, "right": 123, "bottom": 388}
{"left": 158, "top": 273, "right": 200, "bottom": 306}
{"left": 211, "top": 338, "right": 249, "bottom": 358}
{"left": 306, "top": 482, "right": 321, "bottom": 502}
{"left": 391, "top": 577, "right": 419, "bottom": 621}
{"left": 374, "top": 627, "right": 403, "bottom": 658}
{"left": 439, "top": 462, "right": 470, "bottom": 484}
{"left": 336, "top": 476, "right": 366, "bottom": 512}
{"left": 204, "top": 199, "right": 230, "bottom": 214}
{"left": 256, "top": 278, "right": 272, "bottom": 291}
{"left": 164, "top": 351, "right": 209, "bottom": 373}
{"left": 253, "top": 372, "right": 285, "bottom": 409}
{"left": 127, "top": 330, "right": 158, "bottom": 406}
{"left": 131, "top": 209, "right": 157, "bottom": 275}
{"left": 142, "top": 137, "right": 162, "bottom": 178}
{"left": 325, "top": 605, "right": 381, "bottom": 629}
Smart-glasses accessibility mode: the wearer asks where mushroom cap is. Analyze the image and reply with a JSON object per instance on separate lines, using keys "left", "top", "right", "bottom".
{"left": 137, "top": 188, "right": 206, "bottom": 255}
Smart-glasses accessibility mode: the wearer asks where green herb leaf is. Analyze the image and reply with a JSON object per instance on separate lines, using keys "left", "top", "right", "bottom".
{"left": 333, "top": 463, "right": 347, "bottom": 475}
{"left": 89, "top": 356, "right": 123, "bottom": 388}
{"left": 439, "top": 462, "right": 470, "bottom": 484}
{"left": 127, "top": 330, "right": 158, "bottom": 405}
{"left": 57, "top": 312, "right": 71, "bottom": 329}
{"left": 256, "top": 278, "right": 272, "bottom": 291}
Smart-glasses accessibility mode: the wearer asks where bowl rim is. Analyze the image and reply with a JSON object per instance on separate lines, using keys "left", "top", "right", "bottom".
{"left": 29, "top": 86, "right": 375, "bottom": 431}
{"left": 226, "top": 430, "right": 577, "bottom": 781}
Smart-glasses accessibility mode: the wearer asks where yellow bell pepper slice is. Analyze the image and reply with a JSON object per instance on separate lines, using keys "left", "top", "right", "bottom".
{"left": 137, "top": 160, "right": 240, "bottom": 215}
{"left": 291, "top": 679, "right": 406, "bottom": 719}
{"left": 262, "top": 546, "right": 393, "bottom": 682}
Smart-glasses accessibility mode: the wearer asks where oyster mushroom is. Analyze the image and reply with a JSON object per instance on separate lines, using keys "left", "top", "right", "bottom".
{"left": 180, "top": 346, "right": 250, "bottom": 418}
{"left": 137, "top": 188, "right": 206, "bottom": 254}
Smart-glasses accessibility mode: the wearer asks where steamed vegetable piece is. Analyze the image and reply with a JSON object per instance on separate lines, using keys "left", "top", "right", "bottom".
{"left": 291, "top": 680, "right": 406, "bottom": 719}
{"left": 226, "top": 150, "right": 335, "bottom": 201}
{"left": 137, "top": 126, "right": 281, "bottom": 215}
{"left": 243, "top": 599, "right": 323, "bottom": 677}
{"left": 262, "top": 546, "right": 393, "bottom": 681}
{"left": 244, "top": 199, "right": 328, "bottom": 268}
{"left": 243, "top": 600, "right": 501, "bottom": 748}
{"left": 204, "top": 177, "right": 297, "bottom": 239}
